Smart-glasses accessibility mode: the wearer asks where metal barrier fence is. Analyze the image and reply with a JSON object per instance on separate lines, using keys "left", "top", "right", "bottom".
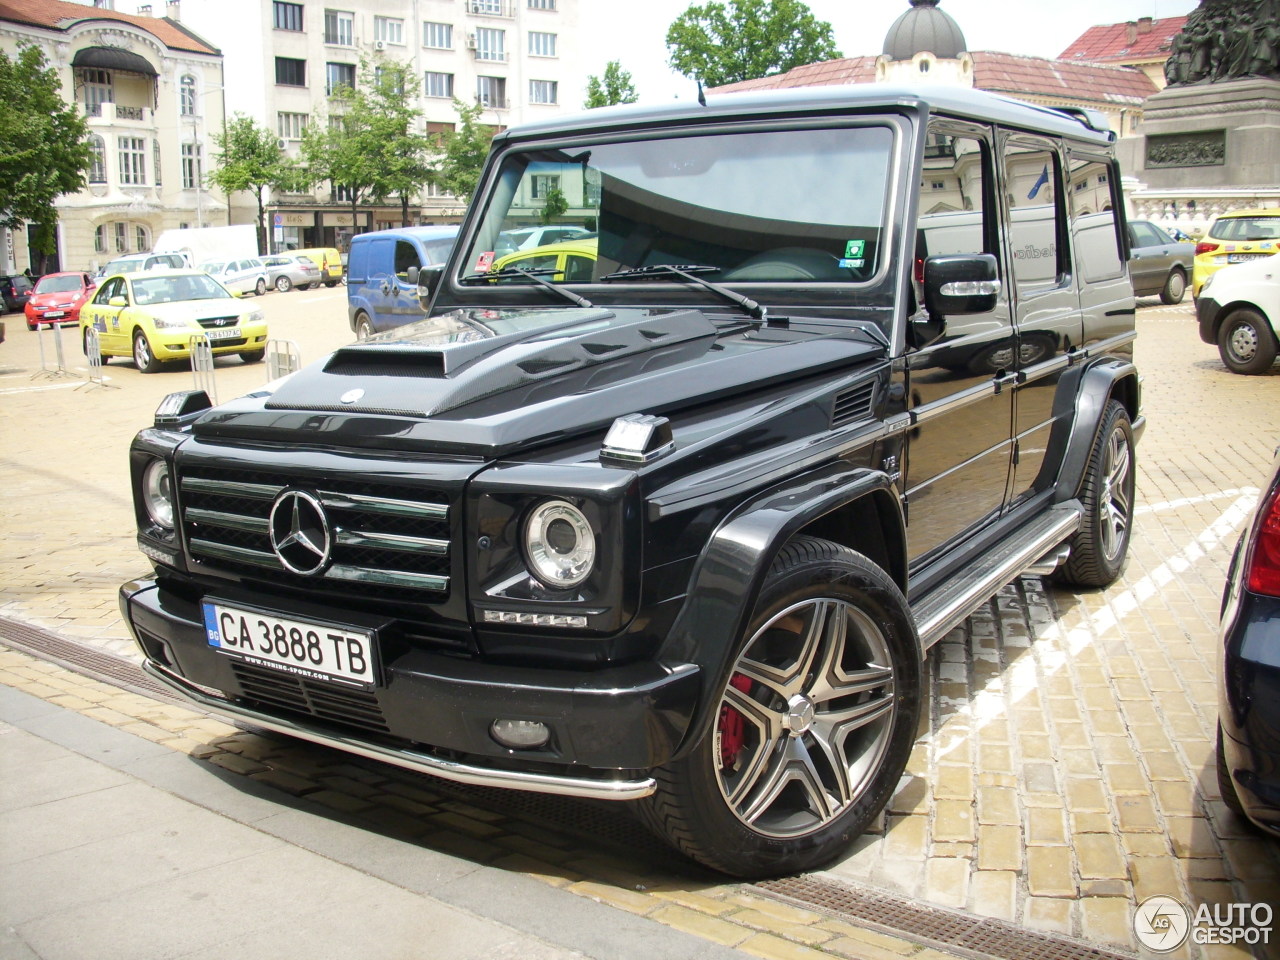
{"left": 76, "top": 326, "right": 118, "bottom": 391}
{"left": 189, "top": 333, "right": 217, "bottom": 405}
{"left": 266, "top": 338, "right": 302, "bottom": 382}
{"left": 32, "top": 320, "right": 78, "bottom": 381}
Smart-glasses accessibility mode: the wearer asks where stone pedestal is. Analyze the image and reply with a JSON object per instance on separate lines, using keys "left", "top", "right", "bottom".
{"left": 1117, "top": 77, "right": 1280, "bottom": 190}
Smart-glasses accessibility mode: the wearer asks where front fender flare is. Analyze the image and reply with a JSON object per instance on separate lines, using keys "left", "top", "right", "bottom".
{"left": 658, "top": 461, "right": 904, "bottom": 761}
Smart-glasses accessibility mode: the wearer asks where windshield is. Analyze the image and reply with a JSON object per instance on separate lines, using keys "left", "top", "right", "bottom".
{"left": 105, "top": 259, "right": 142, "bottom": 274}
{"left": 131, "top": 274, "right": 232, "bottom": 304}
{"left": 462, "top": 125, "right": 894, "bottom": 287}
{"left": 34, "top": 275, "right": 83, "bottom": 294}
{"left": 199, "top": 260, "right": 227, "bottom": 273}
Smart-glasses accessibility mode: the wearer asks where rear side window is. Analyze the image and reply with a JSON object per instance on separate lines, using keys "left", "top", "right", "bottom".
{"left": 1067, "top": 155, "right": 1124, "bottom": 283}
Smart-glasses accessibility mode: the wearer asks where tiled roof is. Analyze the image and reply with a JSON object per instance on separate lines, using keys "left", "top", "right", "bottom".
{"left": 0, "top": 0, "right": 218, "bottom": 55}
{"left": 1058, "top": 16, "right": 1187, "bottom": 63}
{"left": 710, "top": 51, "right": 1158, "bottom": 106}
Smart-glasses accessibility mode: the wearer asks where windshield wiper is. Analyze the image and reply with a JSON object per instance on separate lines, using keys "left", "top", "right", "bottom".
{"left": 460, "top": 266, "right": 594, "bottom": 309}
{"left": 598, "top": 264, "right": 766, "bottom": 323}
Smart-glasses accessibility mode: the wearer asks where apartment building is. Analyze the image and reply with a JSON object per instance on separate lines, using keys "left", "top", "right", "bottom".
{"left": 0, "top": 0, "right": 225, "bottom": 274}
{"left": 172, "top": 0, "right": 579, "bottom": 251}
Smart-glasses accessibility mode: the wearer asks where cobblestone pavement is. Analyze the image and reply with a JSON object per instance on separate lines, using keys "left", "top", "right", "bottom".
{"left": 2, "top": 299, "right": 1278, "bottom": 959}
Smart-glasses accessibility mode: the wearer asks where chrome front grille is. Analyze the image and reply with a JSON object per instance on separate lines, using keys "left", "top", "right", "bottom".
{"left": 178, "top": 466, "right": 452, "bottom": 598}
{"left": 197, "top": 315, "right": 242, "bottom": 329}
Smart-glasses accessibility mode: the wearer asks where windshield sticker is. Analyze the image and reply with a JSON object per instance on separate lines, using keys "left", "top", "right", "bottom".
{"left": 839, "top": 259, "right": 865, "bottom": 270}
{"left": 475, "top": 252, "right": 495, "bottom": 273}
{"left": 844, "top": 240, "right": 866, "bottom": 259}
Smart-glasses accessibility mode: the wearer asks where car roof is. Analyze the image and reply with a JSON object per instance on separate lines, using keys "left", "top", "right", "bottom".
{"left": 497, "top": 84, "right": 1115, "bottom": 148}
{"left": 1216, "top": 208, "right": 1280, "bottom": 218}
{"left": 352, "top": 226, "right": 459, "bottom": 243}
{"left": 496, "top": 237, "right": 598, "bottom": 261}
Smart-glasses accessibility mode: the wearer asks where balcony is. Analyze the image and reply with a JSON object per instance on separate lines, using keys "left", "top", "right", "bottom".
{"left": 85, "top": 102, "right": 152, "bottom": 126}
{"left": 467, "top": 0, "right": 514, "bottom": 18}
{"left": 473, "top": 49, "right": 508, "bottom": 62}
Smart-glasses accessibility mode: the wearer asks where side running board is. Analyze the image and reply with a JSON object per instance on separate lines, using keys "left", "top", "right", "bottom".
{"left": 912, "top": 503, "right": 1082, "bottom": 649}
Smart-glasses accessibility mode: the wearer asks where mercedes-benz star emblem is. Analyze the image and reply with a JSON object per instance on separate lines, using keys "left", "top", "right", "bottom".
{"left": 268, "top": 490, "right": 332, "bottom": 576}
{"left": 340, "top": 388, "right": 364, "bottom": 404}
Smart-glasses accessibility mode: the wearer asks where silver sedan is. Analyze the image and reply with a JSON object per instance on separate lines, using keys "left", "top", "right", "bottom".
{"left": 262, "top": 254, "right": 323, "bottom": 293}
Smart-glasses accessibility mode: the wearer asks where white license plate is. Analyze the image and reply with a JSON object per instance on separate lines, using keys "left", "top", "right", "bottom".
{"left": 45, "top": 311, "right": 65, "bottom": 319}
{"left": 203, "top": 602, "right": 376, "bottom": 686}
{"left": 206, "top": 327, "right": 241, "bottom": 340}
{"left": 1227, "top": 253, "right": 1266, "bottom": 263}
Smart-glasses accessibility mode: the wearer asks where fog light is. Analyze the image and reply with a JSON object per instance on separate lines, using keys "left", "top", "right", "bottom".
{"left": 490, "top": 719, "right": 550, "bottom": 750}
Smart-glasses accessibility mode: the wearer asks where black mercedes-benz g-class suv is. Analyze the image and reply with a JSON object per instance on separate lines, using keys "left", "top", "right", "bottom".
{"left": 120, "top": 85, "right": 1141, "bottom": 878}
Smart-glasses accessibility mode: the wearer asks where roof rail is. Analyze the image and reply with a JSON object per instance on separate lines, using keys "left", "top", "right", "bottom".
{"left": 1051, "top": 106, "right": 1115, "bottom": 141}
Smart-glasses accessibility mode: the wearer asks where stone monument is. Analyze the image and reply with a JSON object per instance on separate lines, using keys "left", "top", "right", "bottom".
{"left": 1118, "top": 0, "right": 1279, "bottom": 227}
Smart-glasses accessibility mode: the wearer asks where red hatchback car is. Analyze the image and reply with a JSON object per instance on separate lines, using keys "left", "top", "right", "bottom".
{"left": 24, "top": 271, "right": 97, "bottom": 330}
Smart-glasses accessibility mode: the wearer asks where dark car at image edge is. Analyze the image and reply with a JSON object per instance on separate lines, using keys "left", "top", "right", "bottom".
{"left": 1219, "top": 448, "right": 1280, "bottom": 836}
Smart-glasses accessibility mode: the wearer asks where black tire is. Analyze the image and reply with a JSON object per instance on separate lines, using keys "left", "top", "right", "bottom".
{"left": 240, "top": 349, "right": 265, "bottom": 364}
{"left": 275, "top": 275, "right": 292, "bottom": 293}
{"left": 324, "top": 280, "right": 339, "bottom": 288}
{"left": 354, "top": 311, "right": 374, "bottom": 341}
{"left": 639, "top": 537, "right": 920, "bottom": 878}
{"left": 255, "top": 278, "right": 267, "bottom": 297}
{"left": 82, "top": 327, "right": 103, "bottom": 365}
{"left": 132, "top": 329, "right": 161, "bottom": 373}
{"left": 1217, "top": 724, "right": 1247, "bottom": 817}
{"left": 1054, "top": 400, "right": 1135, "bottom": 588}
{"left": 1217, "top": 307, "right": 1278, "bottom": 375}
{"left": 1159, "top": 268, "right": 1187, "bottom": 305}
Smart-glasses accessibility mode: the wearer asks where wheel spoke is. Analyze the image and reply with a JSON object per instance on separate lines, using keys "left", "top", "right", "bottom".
{"left": 738, "top": 736, "right": 835, "bottom": 827}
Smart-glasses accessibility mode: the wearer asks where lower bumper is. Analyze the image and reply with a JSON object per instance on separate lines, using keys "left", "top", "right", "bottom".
{"left": 120, "top": 578, "right": 700, "bottom": 801}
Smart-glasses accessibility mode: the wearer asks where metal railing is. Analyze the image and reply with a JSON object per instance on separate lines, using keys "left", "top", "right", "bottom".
{"left": 189, "top": 333, "right": 217, "bottom": 405}
{"left": 77, "top": 326, "right": 118, "bottom": 391}
{"left": 32, "top": 321, "right": 77, "bottom": 381}
{"left": 266, "top": 339, "right": 302, "bottom": 382}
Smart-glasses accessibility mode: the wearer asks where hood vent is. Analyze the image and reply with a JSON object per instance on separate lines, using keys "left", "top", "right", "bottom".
{"left": 325, "top": 350, "right": 447, "bottom": 378}
{"left": 832, "top": 381, "right": 876, "bottom": 428}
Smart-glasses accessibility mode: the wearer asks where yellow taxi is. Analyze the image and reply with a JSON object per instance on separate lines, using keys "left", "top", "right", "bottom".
{"left": 79, "top": 269, "right": 268, "bottom": 373}
{"left": 1192, "top": 208, "right": 1280, "bottom": 298}
{"left": 492, "top": 237, "right": 597, "bottom": 282}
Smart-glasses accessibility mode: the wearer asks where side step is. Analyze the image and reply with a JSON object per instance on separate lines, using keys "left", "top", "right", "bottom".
{"left": 912, "top": 503, "right": 1082, "bottom": 649}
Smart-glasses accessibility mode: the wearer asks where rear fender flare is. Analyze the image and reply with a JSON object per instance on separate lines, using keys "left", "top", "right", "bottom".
{"left": 659, "top": 462, "right": 905, "bottom": 761}
{"left": 1055, "top": 360, "right": 1141, "bottom": 503}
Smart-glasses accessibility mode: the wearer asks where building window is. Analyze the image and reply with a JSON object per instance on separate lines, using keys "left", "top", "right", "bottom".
{"left": 278, "top": 112, "right": 309, "bottom": 140}
{"left": 374, "top": 16, "right": 404, "bottom": 45}
{"left": 153, "top": 140, "right": 162, "bottom": 186}
{"left": 529, "top": 79, "right": 557, "bottom": 104}
{"left": 275, "top": 57, "right": 306, "bottom": 86}
{"left": 94, "top": 224, "right": 106, "bottom": 253}
{"left": 118, "top": 137, "right": 145, "bottom": 185}
{"left": 179, "top": 75, "right": 196, "bottom": 116}
{"left": 530, "top": 174, "right": 559, "bottom": 199}
{"left": 82, "top": 68, "right": 112, "bottom": 117}
{"left": 474, "top": 28, "right": 506, "bottom": 61}
{"left": 135, "top": 225, "right": 149, "bottom": 251}
{"left": 528, "top": 31, "right": 556, "bottom": 57}
{"left": 114, "top": 221, "right": 127, "bottom": 253}
{"left": 88, "top": 136, "right": 106, "bottom": 183}
{"left": 423, "top": 21, "right": 452, "bottom": 48}
{"left": 425, "top": 181, "right": 455, "bottom": 198}
{"left": 326, "top": 62, "right": 356, "bottom": 95}
{"left": 182, "top": 142, "right": 203, "bottom": 189}
{"left": 471, "top": 0, "right": 504, "bottom": 13}
{"left": 528, "top": 0, "right": 556, "bottom": 9}
{"left": 324, "top": 9, "right": 354, "bottom": 45}
{"left": 332, "top": 183, "right": 354, "bottom": 202}
{"left": 273, "top": 1, "right": 303, "bottom": 30}
{"left": 424, "top": 71, "right": 454, "bottom": 98}
{"left": 476, "top": 75, "right": 506, "bottom": 108}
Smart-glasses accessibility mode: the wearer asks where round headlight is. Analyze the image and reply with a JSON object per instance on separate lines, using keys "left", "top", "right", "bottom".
{"left": 142, "top": 459, "right": 174, "bottom": 530}
{"left": 524, "top": 500, "right": 596, "bottom": 589}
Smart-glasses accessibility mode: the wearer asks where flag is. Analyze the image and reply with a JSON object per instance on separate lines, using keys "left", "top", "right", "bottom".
{"left": 1027, "top": 163, "right": 1050, "bottom": 200}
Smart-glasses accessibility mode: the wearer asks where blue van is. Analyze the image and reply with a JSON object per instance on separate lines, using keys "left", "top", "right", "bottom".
{"left": 346, "top": 226, "right": 459, "bottom": 338}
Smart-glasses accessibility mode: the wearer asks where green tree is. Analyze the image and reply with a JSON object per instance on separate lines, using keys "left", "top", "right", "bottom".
{"left": 434, "top": 99, "right": 497, "bottom": 207}
{"left": 584, "top": 61, "right": 639, "bottom": 108}
{"left": 539, "top": 187, "right": 569, "bottom": 225}
{"left": 208, "top": 114, "right": 301, "bottom": 254}
{"left": 0, "top": 44, "right": 91, "bottom": 266}
{"left": 302, "top": 58, "right": 432, "bottom": 233}
{"left": 666, "top": 0, "right": 841, "bottom": 88}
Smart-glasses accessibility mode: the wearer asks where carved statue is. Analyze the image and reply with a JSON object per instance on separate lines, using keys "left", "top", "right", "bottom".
{"left": 1164, "top": 0, "right": 1280, "bottom": 86}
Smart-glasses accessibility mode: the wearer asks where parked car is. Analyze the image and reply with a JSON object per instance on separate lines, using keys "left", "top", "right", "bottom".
{"left": 1127, "top": 219, "right": 1193, "bottom": 304}
{"left": 118, "top": 85, "right": 1143, "bottom": 879}
{"left": 1195, "top": 253, "right": 1279, "bottom": 374}
{"left": 79, "top": 269, "right": 267, "bottom": 373}
{"left": 1218, "top": 446, "right": 1280, "bottom": 837}
{"left": 261, "top": 254, "right": 322, "bottom": 292}
{"left": 491, "top": 237, "right": 597, "bottom": 283}
{"left": 24, "top": 272, "right": 97, "bottom": 329}
{"left": 346, "top": 226, "right": 459, "bottom": 338}
{"left": 291, "top": 247, "right": 344, "bottom": 287}
{"left": 97, "top": 252, "right": 188, "bottom": 278}
{"left": 494, "top": 224, "right": 591, "bottom": 257}
{"left": 1192, "top": 208, "right": 1280, "bottom": 299}
{"left": 197, "top": 258, "right": 269, "bottom": 297}
{"left": 0, "top": 274, "right": 34, "bottom": 313}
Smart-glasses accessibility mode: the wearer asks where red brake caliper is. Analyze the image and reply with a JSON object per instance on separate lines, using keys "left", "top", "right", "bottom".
{"left": 718, "top": 673, "right": 754, "bottom": 771}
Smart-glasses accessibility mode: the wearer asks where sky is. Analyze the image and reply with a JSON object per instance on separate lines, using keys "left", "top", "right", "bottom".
{"left": 573, "top": 0, "right": 1201, "bottom": 108}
